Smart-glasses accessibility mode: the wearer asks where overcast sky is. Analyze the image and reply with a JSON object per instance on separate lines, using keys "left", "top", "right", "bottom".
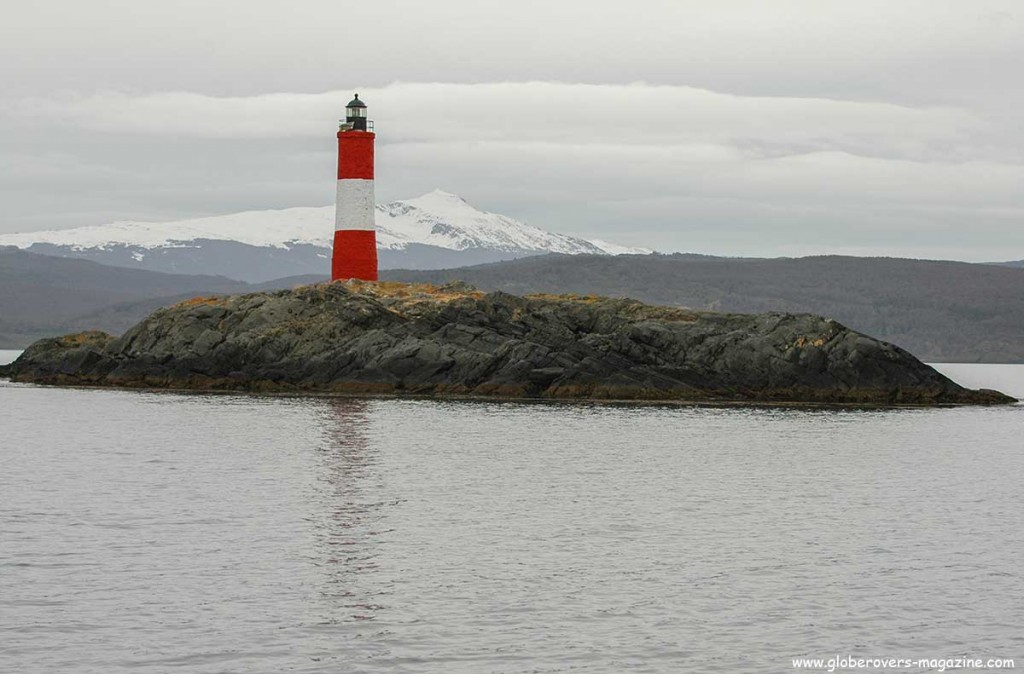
{"left": 1, "top": 0, "right": 1022, "bottom": 260}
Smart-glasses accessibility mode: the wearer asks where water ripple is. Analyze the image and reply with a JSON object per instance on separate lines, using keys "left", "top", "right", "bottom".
{"left": 1, "top": 375, "right": 1022, "bottom": 672}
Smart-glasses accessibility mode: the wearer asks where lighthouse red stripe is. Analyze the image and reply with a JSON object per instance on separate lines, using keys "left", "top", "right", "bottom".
{"left": 332, "top": 229, "right": 378, "bottom": 281}
{"left": 337, "top": 132, "right": 375, "bottom": 180}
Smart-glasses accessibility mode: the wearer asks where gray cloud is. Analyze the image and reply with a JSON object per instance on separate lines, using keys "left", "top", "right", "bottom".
{"left": 0, "top": 1, "right": 1021, "bottom": 260}
{"left": 2, "top": 1, "right": 1020, "bottom": 104}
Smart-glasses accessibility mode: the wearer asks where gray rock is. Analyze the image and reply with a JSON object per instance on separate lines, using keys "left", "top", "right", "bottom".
{"left": 4, "top": 282, "right": 1016, "bottom": 405}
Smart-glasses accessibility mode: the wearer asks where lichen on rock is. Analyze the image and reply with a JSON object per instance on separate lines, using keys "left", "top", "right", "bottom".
{"left": 3, "top": 281, "right": 1015, "bottom": 405}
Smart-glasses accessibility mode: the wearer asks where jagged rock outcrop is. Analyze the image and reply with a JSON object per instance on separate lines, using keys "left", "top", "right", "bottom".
{"left": 1, "top": 281, "right": 1014, "bottom": 405}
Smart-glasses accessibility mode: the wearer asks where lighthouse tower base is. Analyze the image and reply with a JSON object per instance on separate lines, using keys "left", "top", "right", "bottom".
{"left": 332, "top": 230, "right": 378, "bottom": 281}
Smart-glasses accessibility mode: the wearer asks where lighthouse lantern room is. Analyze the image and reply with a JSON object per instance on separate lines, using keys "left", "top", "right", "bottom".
{"left": 345, "top": 94, "right": 368, "bottom": 131}
{"left": 332, "top": 94, "right": 378, "bottom": 281}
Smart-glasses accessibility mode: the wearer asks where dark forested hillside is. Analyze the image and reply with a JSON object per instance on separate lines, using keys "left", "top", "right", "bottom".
{"left": 0, "top": 247, "right": 338, "bottom": 347}
{"left": 384, "top": 254, "right": 1024, "bottom": 363}
{"left": 0, "top": 247, "right": 250, "bottom": 347}
{"left": 5, "top": 247, "right": 1023, "bottom": 362}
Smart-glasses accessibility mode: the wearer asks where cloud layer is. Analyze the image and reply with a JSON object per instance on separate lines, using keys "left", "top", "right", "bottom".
{"left": 1, "top": 1, "right": 1021, "bottom": 260}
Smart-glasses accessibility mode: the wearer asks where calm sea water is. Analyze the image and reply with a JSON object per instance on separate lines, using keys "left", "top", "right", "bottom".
{"left": 1, "top": 359, "right": 1022, "bottom": 673}
{"left": 0, "top": 349, "right": 25, "bottom": 365}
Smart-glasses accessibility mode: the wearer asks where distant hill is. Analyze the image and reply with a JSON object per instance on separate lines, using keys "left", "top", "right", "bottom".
{"left": 383, "top": 254, "right": 1024, "bottom": 363}
{"left": 5, "top": 248, "right": 1023, "bottom": 362}
{"left": 996, "top": 260, "right": 1024, "bottom": 268}
{"left": 0, "top": 247, "right": 304, "bottom": 347}
{"left": 0, "top": 190, "right": 646, "bottom": 282}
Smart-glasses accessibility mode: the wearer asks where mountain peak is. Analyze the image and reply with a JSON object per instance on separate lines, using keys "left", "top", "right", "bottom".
{"left": 424, "top": 189, "right": 465, "bottom": 201}
{"left": 402, "top": 189, "right": 473, "bottom": 213}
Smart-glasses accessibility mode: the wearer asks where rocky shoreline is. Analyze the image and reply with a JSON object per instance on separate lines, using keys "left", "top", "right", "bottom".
{"left": 1, "top": 281, "right": 1015, "bottom": 406}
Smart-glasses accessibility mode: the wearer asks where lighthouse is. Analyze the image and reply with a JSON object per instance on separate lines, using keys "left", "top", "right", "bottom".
{"left": 332, "top": 94, "right": 378, "bottom": 281}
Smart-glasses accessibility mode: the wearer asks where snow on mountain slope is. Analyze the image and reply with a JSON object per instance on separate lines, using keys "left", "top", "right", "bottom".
{"left": 0, "top": 206, "right": 331, "bottom": 250}
{"left": 376, "top": 190, "right": 616, "bottom": 254}
{"left": 0, "top": 190, "right": 647, "bottom": 256}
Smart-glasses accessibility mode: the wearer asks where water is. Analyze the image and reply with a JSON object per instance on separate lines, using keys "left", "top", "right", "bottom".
{"left": 1, "top": 364, "right": 1022, "bottom": 673}
{"left": 930, "top": 363, "right": 1024, "bottom": 400}
{"left": 0, "top": 349, "right": 22, "bottom": 366}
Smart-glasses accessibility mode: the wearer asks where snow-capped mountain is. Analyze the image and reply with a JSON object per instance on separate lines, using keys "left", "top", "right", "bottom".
{"left": 0, "top": 190, "right": 647, "bottom": 282}
{"left": 376, "top": 190, "right": 619, "bottom": 254}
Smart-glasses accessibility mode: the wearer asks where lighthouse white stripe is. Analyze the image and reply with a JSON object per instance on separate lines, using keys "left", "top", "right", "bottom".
{"left": 334, "top": 179, "right": 375, "bottom": 231}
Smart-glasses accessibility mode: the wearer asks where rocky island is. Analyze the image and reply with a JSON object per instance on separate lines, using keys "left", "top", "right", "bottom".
{"left": 1, "top": 281, "right": 1014, "bottom": 405}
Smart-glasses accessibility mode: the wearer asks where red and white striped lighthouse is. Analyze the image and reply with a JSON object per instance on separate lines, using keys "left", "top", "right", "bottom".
{"left": 332, "top": 94, "right": 378, "bottom": 281}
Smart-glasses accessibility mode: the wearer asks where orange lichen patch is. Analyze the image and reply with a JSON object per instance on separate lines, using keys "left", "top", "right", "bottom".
{"left": 57, "top": 331, "right": 111, "bottom": 347}
{"left": 367, "top": 281, "right": 418, "bottom": 295}
{"left": 175, "top": 296, "right": 226, "bottom": 308}
{"left": 526, "top": 292, "right": 604, "bottom": 303}
{"left": 622, "top": 305, "right": 699, "bottom": 322}
{"left": 380, "top": 284, "right": 483, "bottom": 304}
{"left": 795, "top": 336, "right": 827, "bottom": 348}
{"left": 332, "top": 279, "right": 485, "bottom": 303}
{"left": 525, "top": 293, "right": 698, "bottom": 321}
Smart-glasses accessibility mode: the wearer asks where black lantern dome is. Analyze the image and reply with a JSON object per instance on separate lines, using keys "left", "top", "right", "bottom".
{"left": 345, "top": 94, "right": 368, "bottom": 131}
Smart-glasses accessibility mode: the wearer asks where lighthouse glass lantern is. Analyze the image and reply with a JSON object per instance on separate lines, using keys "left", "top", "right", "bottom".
{"left": 346, "top": 94, "right": 368, "bottom": 131}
